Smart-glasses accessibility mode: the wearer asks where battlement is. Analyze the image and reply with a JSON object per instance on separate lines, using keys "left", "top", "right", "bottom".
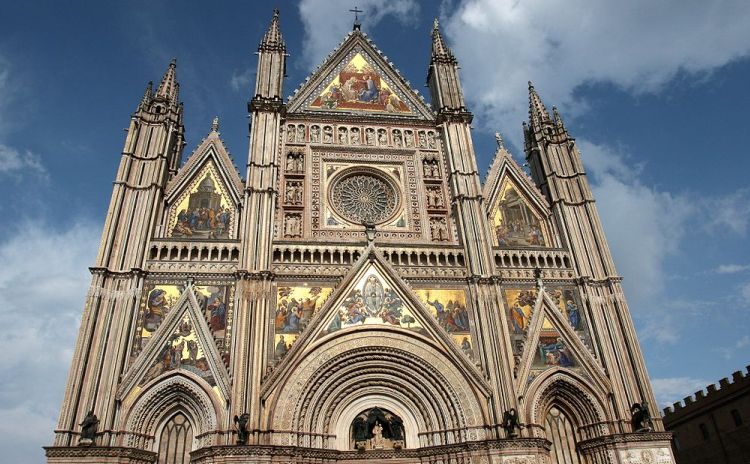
{"left": 662, "top": 365, "right": 750, "bottom": 416}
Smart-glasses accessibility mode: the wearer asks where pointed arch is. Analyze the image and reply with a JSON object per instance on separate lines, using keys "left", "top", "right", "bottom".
{"left": 120, "top": 371, "right": 224, "bottom": 451}
{"left": 524, "top": 369, "right": 611, "bottom": 441}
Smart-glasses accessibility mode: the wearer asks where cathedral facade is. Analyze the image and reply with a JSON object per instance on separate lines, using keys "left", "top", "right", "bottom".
{"left": 46, "top": 11, "right": 675, "bottom": 464}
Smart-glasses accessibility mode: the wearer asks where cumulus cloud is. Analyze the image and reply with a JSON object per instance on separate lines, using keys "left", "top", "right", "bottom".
{"left": 652, "top": 377, "right": 710, "bottom": 408}
{"left": 580, "top": 140, "right": 694, "bottom": 306}
{"left": 0, "top": 219, "right": 100, "bottom": 464}
{"left": 298, "top": 0, "right": 420, "bottom": 71}
{"left": 705, "top": 188, "right": 750, "bottom": 236}
{"left": 442, "top": 0, "right": 750, "bottom": 135}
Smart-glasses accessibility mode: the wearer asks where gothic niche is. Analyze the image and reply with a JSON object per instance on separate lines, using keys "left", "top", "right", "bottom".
{"left": 351, "top": 408, "right": 405, "bottom": 451}
{"left": 285, "top": 152, "right": 304, "bottom": 172}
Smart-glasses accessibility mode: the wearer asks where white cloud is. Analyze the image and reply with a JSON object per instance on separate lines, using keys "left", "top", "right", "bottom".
{"left": 742, "top": 281, "right": 750, "bottom": 305}
{"left": 298, "top": 0, "right": 420, "bottom": 71}
{"left": 715, "top": 263, "right": 750, "bottom": 274}
{"left": 230, "top": 67, "right": 254, "bottom": 93}
{"left": 442, "top": 0, "right": 750, "bottom": 136}
{"left": 652, "top": 377, "right": 710, "bottom": 409}
{"left": 705, "top": 188, "right": 750, "bottom": 236}
{"left": 580, "top": 140, "right": 694, "bottom": 308}
{"left": 715, "top": 334, "right": 750, "bottom": 360}
{"left": 0, "top": 219, "right": 100, "bottom": 464}
{"left": 0, "top": 143, "right": 47, "bottom": 179}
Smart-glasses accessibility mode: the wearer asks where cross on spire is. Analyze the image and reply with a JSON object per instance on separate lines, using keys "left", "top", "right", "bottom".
{"left": 349, "top": 6, "right": 363, "bottom": 30}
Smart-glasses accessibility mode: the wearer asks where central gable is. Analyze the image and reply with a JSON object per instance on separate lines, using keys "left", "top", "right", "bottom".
{"left": 287, "top": 31, "right": 434, "bottom": 120}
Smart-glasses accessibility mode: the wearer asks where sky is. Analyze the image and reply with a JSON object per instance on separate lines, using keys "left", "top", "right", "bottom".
{"left": 1, "top": 0, "right": 749, "bottom": 462}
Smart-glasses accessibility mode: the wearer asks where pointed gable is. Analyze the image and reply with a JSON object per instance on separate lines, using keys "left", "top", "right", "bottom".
{"left": 483, "top": 138, "right": 552, "bottom": 248}
{"left": 163, "top": 121, "right": 243, "bottom": 240}
{"left": 119, "top": 285, "right": 231, "bottom": 401}
{"left": 505, "top": 287, "right": 608, "bottom": 394}
{"left": 287, "top": 30, "right": 434, "bottom": 120}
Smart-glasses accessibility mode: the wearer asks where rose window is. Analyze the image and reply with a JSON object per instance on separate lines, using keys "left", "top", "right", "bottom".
{"left": 330, "top": 170, "right": 399, "bottom": 225}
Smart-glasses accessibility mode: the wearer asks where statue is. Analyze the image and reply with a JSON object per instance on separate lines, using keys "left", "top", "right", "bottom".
{"left": 389, "top": 415, "right": 404, "bottom": 441}
{"left": 234, "top": 413, "right": 250, "bottom": 444}
{"left": 371, "top": 421, "right": 384, "bottom": 448}
{"left": 630, "top": 402, "right": 652, "bottom": 432}
{"left": 78, "top": 410, "right": 99, "bottom": 445}
{"left": 501, "top": 408, "right": 522, "bottom": 438}
{"left": 352, "top": 416, "right": 368, "bottom": 441}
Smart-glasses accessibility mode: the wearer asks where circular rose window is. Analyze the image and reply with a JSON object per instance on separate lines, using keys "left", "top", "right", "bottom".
{"left": 330, "top": 168, "right": 400, "bottom": 225}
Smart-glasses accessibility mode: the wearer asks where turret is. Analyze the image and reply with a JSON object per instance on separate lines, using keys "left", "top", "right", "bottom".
{"left": 252, "top": 8, "right": 286, "bottom": 101}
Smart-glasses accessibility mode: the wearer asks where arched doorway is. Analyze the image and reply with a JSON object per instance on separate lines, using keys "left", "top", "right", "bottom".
{"left": 157, "top": 411, "right": 194, "bottom": 464}
{"left": 544, "top": 406, "right": 582, "bottom": 464}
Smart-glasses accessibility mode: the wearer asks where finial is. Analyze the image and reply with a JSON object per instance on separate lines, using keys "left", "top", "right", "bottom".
{"left": 433, "top": 18, "right": 440, "bottom": 30}
{"left": 495, "top": 132, "right": 504, "bottom": 150}
{"left": 211, "top": 116, "right": 220, "bottom": 132}
{"left": 260, "top": 8, "right": 285, "bottom": 51}
{"left": 141, "top": 80, "right": 153, "bottom": 107}
{"left": 349, "top": 6, "right": 363, "bottom": 30}
{"left": 431, "top": 17, "right": 455, "bottom": 62}
{"left": 155, "top": 58, "right": 179, "bottom": 106}
{"left": 528, "top": 80, "right": 550, "bottom": 124}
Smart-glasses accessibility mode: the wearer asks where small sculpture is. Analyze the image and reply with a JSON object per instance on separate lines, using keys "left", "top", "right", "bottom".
{"left": 630, "top": 402, "right": 652, "bottom": 432}
{"left": 78, "top": 410, "right": 99, "bottom": 446}
{"left": 501, "top": 408, "right": 522, "bottom": 438}
{"left": 234, "top": 413, "right": 250, "bottom": 445}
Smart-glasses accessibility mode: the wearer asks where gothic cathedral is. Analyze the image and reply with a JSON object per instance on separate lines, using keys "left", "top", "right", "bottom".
{"left": 46, "top": 11, "right": 675, "bottom": 464}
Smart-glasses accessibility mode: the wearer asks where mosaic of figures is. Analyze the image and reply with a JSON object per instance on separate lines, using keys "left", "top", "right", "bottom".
{"left": 324, "top": 269, "right": 423, "bottom": 336}
{"left": 169, "top": 166, "right": 234, "bottom": 240}
{"left": 414, "top": 289, "right": 475, "bottom": 360}
{"left": 310, "top": 53, "right": 411, "bottom": 114}
{"left": 273, "top": 286, "right": 333, "bottom": 360}
{"left": 493, "top": 180, "right": 547, "bottom": 247}
{"left": 504, "top": 287, "right": 588, "bottom": 380}
{"left": 140, "top": 314, "right": 216, "bottom": 387}
{"left": 131, "top": 283, "right": 234, "bottom": 365}
{"left": 287, "top": 123, "right": 438, "bottom": 151}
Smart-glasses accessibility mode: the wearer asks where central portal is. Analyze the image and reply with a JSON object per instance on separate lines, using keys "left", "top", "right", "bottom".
{"left": 350, "top": 407, "right": 405, "bottom": 450}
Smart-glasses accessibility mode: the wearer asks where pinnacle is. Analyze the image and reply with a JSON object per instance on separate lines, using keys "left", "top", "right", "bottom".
{"left": 528, "top": 80, "right": 550, "bottom": 125}
{"left": 211, "top": 116, "right": 220, "bottom": 133}
{"left": 155, "top": 58, "right": 179, "bottom": 105}
{"left": 431, "top": 17, "right": 455, "bottom": 62}
{"left": 260, "top": 8, "right": 285, "bottom": 52}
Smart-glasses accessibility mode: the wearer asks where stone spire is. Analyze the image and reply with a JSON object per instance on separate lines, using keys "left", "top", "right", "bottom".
{"left": 528, "top": 81, "right": 550, "bottom": 126}
{"left": 155, "top": 58, "right": 179, "bottom": 106}
{"left": 552, "top": 105, "right": 569, "bottom": 134}
{"left": 139, "top": 80, "right": 153, "bottom": 110}
{"left": 259, "top": 8, "right": 285, "bottom": 52}
{"left": 431, "top": 18, "right": 456, "bottom": 63}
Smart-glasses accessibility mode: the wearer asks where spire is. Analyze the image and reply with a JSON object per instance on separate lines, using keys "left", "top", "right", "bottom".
{"left": 431, "top": 18, "right": 456, "bottom": 63}
{"left": 140, "top": 80, "right": 153, "bottom": 109}
{"left": 552, "top": 106, "right": 569, "bottom": 134}
{"left": 211, "top": 116, "right": 220, "bottom": 133}
{"left": 259, "top": 8, "right": 285, "bottom": 52}
{"left": 528, "top": 81, "right": 550, "bottom": 126}
{"left": 155, "top": 58, "right": 179, "bottom": 105}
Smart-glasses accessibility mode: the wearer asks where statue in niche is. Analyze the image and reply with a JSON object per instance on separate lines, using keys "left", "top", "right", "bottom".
{"left": 630, "top": 402, "right": 652, "bottom": 432}
{"left": 296, "top": 125, "right": 305, "bottom": 142}
{"left": 285, "top": 182, "right": 302, "bottom": 205}
{"left": 338, "top": 127, "right": 348, "bottom": 144}
{"left": 404, "top": 130, "right": 414, "bottom": 147}
{"left": 295, "top": 153, "right": 304, "bottom": 172}
{"left": 78, "top": 410, "right": 99, "bottom": 446}
{"left": 418, "top": 131, "right": 427, "bottom": 148}
{"left": 310, "top": 125, "right": 320, "bottom": 143}
{"left": 323, "top": 126, "right": 333, "bottom": 143}
{"left": 287, "top": 125, "right": 295, "bottom": 143}
{"left": 284, "top": 214, "right": 302, "bottom": 237}
{"left": 365, "top": 128, "right": 375, "bottom": 145}
{"left": 351, "top": 408, "right": 405, "bottom": 451}
{"left": 393, "top": 130, "right": 403, "bottom": 147}
{"left": 286, "top": 154, "right": 296, "bottom": 172}
{"left": 426, "top": 187, "right": 444, "bottom": 208}
{"left": 234, "top": 413, "right": 249, "bottom": 445}
{"left": 351, "top": 128, "right": 361, "bottom": 145}
{"left": 501, "top": 408, "right": 523, "bottom": 438}
{"left": 430, "top": 217, "right": 449, "bottom": 241}
{"left": 378, "top": 129, "right": 388, "bottom": 145}
{"left": 427, "top": 131, "right": 437, "bottom": 149}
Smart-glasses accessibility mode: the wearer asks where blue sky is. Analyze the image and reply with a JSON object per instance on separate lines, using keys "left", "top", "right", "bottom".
{"left": 1, "top": 1, "right": 749, "bottom": 462}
